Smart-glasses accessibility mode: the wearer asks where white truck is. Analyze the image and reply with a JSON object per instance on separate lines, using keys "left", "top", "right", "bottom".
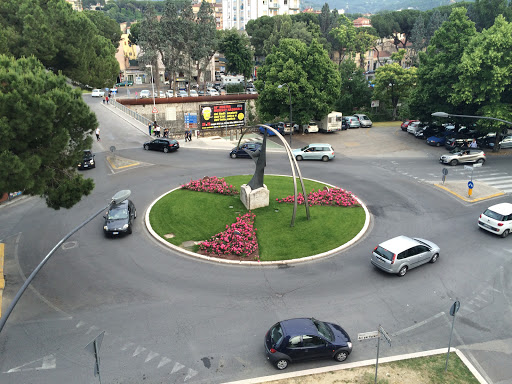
{"left": 221, "top": 75, "right": 245, "bottom": 86}
{"left": 316, "top": 111, "right": 343, "bottom": 133}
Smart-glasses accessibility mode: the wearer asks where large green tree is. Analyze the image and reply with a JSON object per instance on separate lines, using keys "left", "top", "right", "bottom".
{"left": 0, "top": 55, "right": 96, "bottom": 209}
{"left": 371, "top": 10, "right": 422, "bottom": 51}
{"left": 468, "top": 0, "right": 512, "bottom": 31}
{"left": 263, "top": 15, "right": 319, "bottom": 56}
{"left": 190, "top": 2, "right": 218, "bottom": 88}
{"left": 409, "top": 7, "right": 477, "bottom": 122}
{"left": 246, "top": 16, "right": 275, "bottom": 58}
{"left": 255, "top": 39, "right": 340, "bottom": 126}
{"left": 336, "top": 60, "right": 373, "bottom": 114}
{"left": 218, "top": 29, "right": 253, "bottom": 79}
{"left": 83, "top": 10, "right": 122, "bottom": 47}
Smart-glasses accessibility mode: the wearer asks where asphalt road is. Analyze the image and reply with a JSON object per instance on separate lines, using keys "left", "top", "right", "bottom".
{"left": 1, "top": 101, "right": 511, "bottom": 384}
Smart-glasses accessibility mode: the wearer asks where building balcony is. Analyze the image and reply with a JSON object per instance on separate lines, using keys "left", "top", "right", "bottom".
{"left": 269, "top": 3, "right": 279, "bottom": 8}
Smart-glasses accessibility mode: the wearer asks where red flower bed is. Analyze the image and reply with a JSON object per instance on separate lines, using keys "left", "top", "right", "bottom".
{"left": 199, "top": 212, "right": 259, "bottom": 260}
{"left": 181, "top": 176, "right": 238, "bottom": 196}
{"left": 276, "top": 187, "right": 360, "bottom": 207}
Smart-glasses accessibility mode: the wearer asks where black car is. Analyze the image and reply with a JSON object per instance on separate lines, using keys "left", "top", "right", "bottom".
{"left": 264, "top": 318, "right": 352, "bottom": 370}
{"left": 415, "top": 125, "right": 443, "bottom": 139}
{"left": 445, "top": 135, "right": 474, "bottom": 150}
{"left": 77, "top": 150, "right": 95, "bottom": 170}
{"left": 103, "top": 199, "right": 136, "bottom": 237}
{"left": 143, "top": 138, "right": 179, "bottom": 153}
{"left": 229, "top": 142, "right": 262, "bottom": 159}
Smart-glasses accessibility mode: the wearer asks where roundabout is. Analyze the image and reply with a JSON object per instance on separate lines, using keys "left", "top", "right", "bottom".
{"left": 145, "top": 175, "right": 370, "bottom": 265}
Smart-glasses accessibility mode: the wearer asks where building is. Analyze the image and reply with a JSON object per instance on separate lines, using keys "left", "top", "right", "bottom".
{"left": 222, "top": 0, "right": 300, "bottom": 31}
{"left": 65, "top": 0, "right": 82, "bottom": 11}
{"left": 353, "top": 17, "right": 371, "bottom": 28}
{"left": 192, "top": 1, "right": 224, "bottom": 30}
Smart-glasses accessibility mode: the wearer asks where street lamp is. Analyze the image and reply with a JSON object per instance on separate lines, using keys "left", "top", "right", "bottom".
{"left": 432, "top": 112, "right": 512, "bottom": 126}
{"left": 146, "top": 64, "right": 157, "bottom": 122}
{"left": 278, "top": 83, "right": 293, "bottom": 146}
{"left": 0, "top": 190, "right": 132, "bottom": 335}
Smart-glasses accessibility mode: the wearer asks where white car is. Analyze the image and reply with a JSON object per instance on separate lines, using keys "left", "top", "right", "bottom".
{"left": 91, "top": 89, "right": 105, "bottom": 97}
{"left": 159, "top": 91, "right": 166, "bottom": 98}
{"left": 478, "top": 203, "right": 512, "bottom": 238}
{"left": 189, "top": 90, "right": 199, "bottom": 97}
{"left": 302, "top": 121, "right": 319, "bottom": 133}
{"left": 177, "top": 90, "right": 188, "bottom": 97}
{"left": 140, "top": 90, "right": 151, "bottom": 98}
{"left": 165, "top": 90, "right": 174, "bottom": 98}
{"left": 207, "top": 88, "right": 219, "bottom": 96}
{"left": 407, "top": 121, "right": 423, "bottom": 134}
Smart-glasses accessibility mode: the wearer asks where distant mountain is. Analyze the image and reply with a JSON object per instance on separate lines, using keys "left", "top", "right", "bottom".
{"left": 303, "top": 0, "right": 475, "bottom": 13}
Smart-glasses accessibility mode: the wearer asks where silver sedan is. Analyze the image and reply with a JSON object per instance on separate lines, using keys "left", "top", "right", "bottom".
{"left": 440, "top": 149, "right": 486, "bottom": 166}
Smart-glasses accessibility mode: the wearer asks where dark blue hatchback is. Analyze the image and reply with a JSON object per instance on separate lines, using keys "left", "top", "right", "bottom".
{"left": 264, "top": 318, "right": 352, "bottom": 370}
{"left": 229, "top": 142, "right": 262, "bottom": 159}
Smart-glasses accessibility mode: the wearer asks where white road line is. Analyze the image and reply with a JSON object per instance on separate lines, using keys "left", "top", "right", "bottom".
{"left": 157, "top": 357, "right": 172, "bottom": 369}
{"left": 170, "top": 362, "right": 185, "bottom": 374}
{"left": 392, "top": 312, "right": 445, "bottom": 336}
{"left": 133, "top": 346, "right": 146, "bottom": 357}
{"left": 145, "top": 351, "right": 160, "bottom": 363}
{"left": 487, "top": 183, "right": 512, "bottom": 188}
{"left": 476, "top": 176, "right": 512, "bottom": 181}
{"left": 5, "top": 354, "right": 56, "bottom": 373}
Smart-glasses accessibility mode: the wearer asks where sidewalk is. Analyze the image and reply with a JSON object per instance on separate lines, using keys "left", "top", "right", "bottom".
{"left": 434, "top": 180, "right": 505, "bottom": 203}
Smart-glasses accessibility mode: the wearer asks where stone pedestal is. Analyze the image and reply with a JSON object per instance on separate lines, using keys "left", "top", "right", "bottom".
{"left": 240, "top": 184, "right": 269, "bottom": 210}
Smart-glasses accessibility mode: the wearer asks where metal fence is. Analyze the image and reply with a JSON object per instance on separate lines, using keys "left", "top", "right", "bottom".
{"left": 112, "top": 99, "right": 152, "bottom": 127}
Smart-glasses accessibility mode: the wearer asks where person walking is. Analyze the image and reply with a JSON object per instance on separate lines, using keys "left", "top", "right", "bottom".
{"left": 148, "top": 122, "right": 152, "bottom": 136}
{"left": 470, "top": 138, "right": 478, "bottom": 148}
{"left": 95, "top": 127, "right": 101, "bottom": 141}
{"left": 105, "top": 95, "right": 109, "bottom": 105}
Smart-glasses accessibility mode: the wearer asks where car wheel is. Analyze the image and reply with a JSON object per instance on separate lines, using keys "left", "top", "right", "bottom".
{"left": 430, "top": 253, "right": 439, "bottom": 263}
{"left": 398, "top": 266, "right": 408, "bottom": 277}
{"left": 230, "top": 153, "right": 237, "bottom": 159}
{"left": 296, "top": 155, "right": 303, "bottom": 161}
{"left": 334, "top": 350, "right": 349, "bottom": 362}
{"left": 501, "top": 229, "right": 510, "bottom": 238}
{"left": 477, "top": 158, "right": 485, "bottom": 164}
{"left": 144, "top": 144, "right": 149, "bottom": 150}
{"left": 322, "top": 156, "right": 329, "bottom": 162}
{"left": 450, "top": 159, "right": 458, "bottom": 166}
{"left": 127, "top": 226, "right": 132, "bottom": 234}
{"left": 436, "top": 142, "right": 441, "bottom": 147}
{"left": 305, "top": 129, "right": 309, "bottom": 134}
{"left": 163, "top": 147, "right": 169, "bottom": 153}
{"left": 275, "top": 359, "right": 289, "bottom": 370}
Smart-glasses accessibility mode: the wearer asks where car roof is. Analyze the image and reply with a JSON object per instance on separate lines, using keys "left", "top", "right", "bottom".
{"left": 486, "top": 203, "right": 512, "bottom": 215}
{"left": 308, "top": 143, "right": 332, "bottom": 147}
{"left": 280, "top": 318, "right": 318, "bottom": 336}
{"left": 378, "top": 235, "right": 419, "bottom": 254}
{"left": 110, "top": 199, "right": 130, "bottom": 210}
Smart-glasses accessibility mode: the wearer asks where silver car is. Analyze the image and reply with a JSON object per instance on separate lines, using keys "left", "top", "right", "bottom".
{"left": 354, "top": 114, "right": 372, "bottom": 128}
{"left": 439, "top": 149, "right": 486, "bottom": 166}
{"left": 292, "top": 143, "right": 335, "bottom": 162}
{"left": 499, "top": 135, "right": 512, "bottom": 149}
{"left": 371, "top": 236, "right": 440, "bottom": 277}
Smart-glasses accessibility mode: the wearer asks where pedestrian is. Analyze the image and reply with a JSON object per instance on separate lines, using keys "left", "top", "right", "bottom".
{"left": 105, "top": 95, "right": 109, "bottom": 105}
{"left": 135, "top": 91, "right": 138, "bottom": 100}
{"left": 155, "top": 124, "right": 160, "bottom": 137}
{"left": 148, "top": 122, "right": 152, "bottom": 136}
{"left": 95, "top": 127, "right": 100, "bottom": 141}
{"left": 470, "top": 138, "right": 478, "bottom": 148}
{"left": 185, "top": 129, "right": 190, "bottom": 141}
{"left": 102, "top": 96, "right": 105, "bottom": 104}
{"left": 188, "top": 129, "right": 193, "bottom": 141}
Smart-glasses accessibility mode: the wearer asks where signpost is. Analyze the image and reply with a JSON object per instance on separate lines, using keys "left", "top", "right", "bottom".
{"left": 359, "top": 327, "right": 391, "bottom": 384}
{"left": 445, "top": 300, "right": 460, "bottom": 371}
{"left": 84, "top": 331, "right": 105, "bottom": 384}
{"left": 442, "top": 168, "right": 448, "bottom": 184}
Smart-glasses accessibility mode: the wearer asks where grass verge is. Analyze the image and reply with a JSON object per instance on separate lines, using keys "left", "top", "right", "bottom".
{"left": 149, "top": 175, "right": 366, "bottom": 261}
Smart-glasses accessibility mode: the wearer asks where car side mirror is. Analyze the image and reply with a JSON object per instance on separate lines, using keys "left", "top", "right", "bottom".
{"left": 103, "top": 215, "right": 106, "bottom": 219}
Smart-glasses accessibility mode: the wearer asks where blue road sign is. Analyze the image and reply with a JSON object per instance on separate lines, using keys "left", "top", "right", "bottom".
{"left": 468, "top": 181, "right": 474, "bottom": 189}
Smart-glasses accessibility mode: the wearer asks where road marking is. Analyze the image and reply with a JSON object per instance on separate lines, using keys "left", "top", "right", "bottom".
{"left": 157, "top": 357, "right": 172, "bottom": 368}
{"left": 170, "top": 361, "right": 185, "bottom": 373}
{"left": 76, "top": 320, "right": 86, "bottom": 328}
{"left": 392, "top": 312, "right": 445, "bottom": 336}
{"left": 85, "top": 325, "right": 99, "bottom": 335}
{"left": 145, "top": 351, "right": 160, "bottom": 362}
{"left": 184, "top": 368, "right": 198, "bottom": 381}
{"left": 121, "top": 342, "right": 135, "bottom": 351}
{"left": 133, "top": 346, "right": 146, "bottom": 357}
{"left": 476, "top": 175, "right": 511, "bottom": 180}
{"left": 61, "top": 241, "right": 78, "bottom": 250}
{"left": 5, "top": 354, "right": 56, "bottom": 373}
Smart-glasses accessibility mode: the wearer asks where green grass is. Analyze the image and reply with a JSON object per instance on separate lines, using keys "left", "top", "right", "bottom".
{"left": 149, "top": 175, "right": 366, "bottom": 261}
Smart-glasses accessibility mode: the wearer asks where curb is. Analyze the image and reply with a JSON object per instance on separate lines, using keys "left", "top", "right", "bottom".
{"left": 434, "top": 183, "right": 505, "bottom": 202}
{"left": 0, "top": 243, "right": 4, "bottom": 318}
{"left": 221, "top": 348, "right": 488, "bottom": 384}
{"left": 144, "top": 176, "right": 371, "bottom": 266}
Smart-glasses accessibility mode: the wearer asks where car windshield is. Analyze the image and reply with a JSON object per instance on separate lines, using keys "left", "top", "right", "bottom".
{"left": 301, "top": 146, "right": 310, "bottom": 151}
{"left": 483, "top": 209, "right": 505, "bottom": 221}
{"left": 449, "top": 149, "right": 462, "bottom": 154}
{"left": 312, "top": 318, "right": 334, "bottom": 342}
{"left": 269, "top": 324, "right": 284, "bottom": 346}
{"left": 374, "top": 246, "right": 394, "bottom": 261}
{"left": 360, "top": 115, "right": 369, "bottom": 120}
{"left": 108, "top": 208, "right": 129, "bottom": 220}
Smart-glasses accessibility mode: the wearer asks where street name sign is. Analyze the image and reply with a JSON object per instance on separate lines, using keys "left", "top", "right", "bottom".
{"left": 358, "top": 331, "right": 379, "bottom": 341}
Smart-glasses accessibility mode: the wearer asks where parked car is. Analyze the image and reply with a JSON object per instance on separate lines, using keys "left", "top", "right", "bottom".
{"left": 158, "top": 91, "right": 166, "bottom": 98}
{"left": 371, "top": 235, "right": 440, "bottom": 277}
{"left": 103, "top": 199, "right": 136, "bottom": 237}
{"left": 354, "top": 114, "right": 372, "bottom": 128}
{"left": 229, "top": 142, "right": 262, "bottom": 159}
{"left": 259, "top": 123, "right": 283, "bottom": 136}
{"left": 499, "top": 135, "right": 512, "bottom": 149}
{"left": 301, "top": 121, "right": 319, "bottom": 134}
{"left": 246, "top": 88, "right": 258, "bottom": 94}
{"left": 165, "top": 90, "right": 174, "bottom": 98}
{"left": 444, "top": 136, "right": 475, "bottom": 150}
{"left": 414, "top": 125, "right": 443, "bottom": 139}
{"left": 177, "top": 90, "right": 188, "bottom": 97}
{"left": 426, "top": 131, "right": 454, "bottom": 147}
{"left": 264, "top": 318, "right": 352, "bottom": 370}
{"left": 401, "top": 119, "right": 418, "bottom": 131}
{"left": 189, "top": 90, "right": 199, "bottom": 97}
{"left": 478, "top": 203, "right": 512, "bottom": 238}
{"left": 292, "top": 143, "right": 335, "bottom": 162}
{"left": 407, "top": 121, "right": 423, "bottom": 134}
{"left": 207, "top": 88, "right": 219, "bottom": 96}
{"left": 140, "top": 90, "right": 151, "bottom": 98}
{"left": 476, "top": 133, "right": 496, "bottom": 149}
{"left": 77, "top": 150, "right": 95, "bottom": 170}
{"left": 439, "top": 149, "right": 486, "bottom": 166}
{"left": 91, "top": 89, "right": 105, "bottom": 97}
{"left": 143, "top": 138, "right": 180, "bottom": 153}
{"left": 342, "top": 116, "right": 360, "bottom": 129}
{"left": 280, "top": 122, "right": 293, "bottom": 135}
{"left": 115, "top": 80, "right": 133, "bottom": 87}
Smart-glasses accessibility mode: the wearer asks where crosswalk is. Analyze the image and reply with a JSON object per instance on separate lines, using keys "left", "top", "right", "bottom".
{"left": 373, "top": 160, "right": 512, "bottom": 194}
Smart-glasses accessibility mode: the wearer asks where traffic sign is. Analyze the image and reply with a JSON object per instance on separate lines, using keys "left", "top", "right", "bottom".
{"left": 379, "top": 325, "right": 392, "bottom": 346}
{"left": 468, "top": 181, "right": 474, "bottom": 189}
{"left": 358, "top": 331, "right": 379, "bottom": 341}
{"left": 442, "top": 168, "right": 448, "bottom": 176}
{"left": 152, "top": 106, "right": 158, "bottom": 114}
{"left": 464, "top": 165, "right": 473, "bottom": 171}
{"left": 450, "top": 300, "right": 460, "bottom": 316}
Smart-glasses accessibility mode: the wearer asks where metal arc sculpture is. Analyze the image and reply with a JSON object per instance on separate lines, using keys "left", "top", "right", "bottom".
{"left": 236, "top": 124, "right": 310, "bottom": 227}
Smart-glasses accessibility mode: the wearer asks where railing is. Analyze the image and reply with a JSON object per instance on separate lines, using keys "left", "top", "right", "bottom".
{"left": 112, "top": 99, "right": 152, "bottom": 126}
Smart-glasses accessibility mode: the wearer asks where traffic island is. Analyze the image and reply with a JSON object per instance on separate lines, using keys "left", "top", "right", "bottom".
{"left": 145, "top": 175, "right": 370, "bottom": 265}
{"left": 434, "top": 181, "right": 504, "bottom": 203}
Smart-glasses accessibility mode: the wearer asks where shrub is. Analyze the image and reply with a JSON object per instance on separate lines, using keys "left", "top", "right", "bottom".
{"left": 276, "top": 187, "right": 360, "bottom": 207}
{"left": 181, "top": 176, "right": 239, "bottom": 196}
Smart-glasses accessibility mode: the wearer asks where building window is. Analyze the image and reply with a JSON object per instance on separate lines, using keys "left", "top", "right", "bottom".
{"left": 284, "top": 0, "right": 287, "bottom": 4}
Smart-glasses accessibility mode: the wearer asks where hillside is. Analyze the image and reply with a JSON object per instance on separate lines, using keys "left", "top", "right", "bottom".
{"left": 303, "top": 0, "right": 475, "bottom": 13}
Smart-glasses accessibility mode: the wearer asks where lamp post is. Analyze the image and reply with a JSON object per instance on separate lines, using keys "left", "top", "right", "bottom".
{"left": 146, "top": 64, "right": 157, "bottom": 122}
{"left": 0, "top": 190, "right": 132, "bottom": 335}
{"left": 278, "top": 83, "right": 293, "bottom": 146}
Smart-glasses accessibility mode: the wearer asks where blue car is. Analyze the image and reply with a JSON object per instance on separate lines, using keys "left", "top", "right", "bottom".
{"left": 264, "top": 317, "right": 352, "bottom": 370}
{"left": 259, "top": 123, "right": 283, "bottom": 136}
{"left": 229, "top": 142, "right": 261, "bottom": 159}
{"left": 426, "top": 131, "right": 453, "bottom": 147}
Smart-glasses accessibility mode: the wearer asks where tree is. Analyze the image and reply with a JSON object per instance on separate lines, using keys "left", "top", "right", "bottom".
{"left": 83, "top": 10, "right": 122, "bottom": 47}
{"left": 263, "top": 15, "right": 318, "bottom": 56}
{"left": 138, "top": 4, "right": 162, "bottom": 91}
{"left": 425, "top": 9, "right": 448, "bottom": 46}
{"left": 410, "top": 14, "right": 427, "bottom": 60}
{"left": 0, "top": 55, "right": 96, "bottom": 209}
{"left": 128, "top": 22, "right": 141, "bottom": 45}
{"left": 255, "top": 39, "right": 340, "bottom": 126}
{"left": 336, "top": 60, "right": 372, "bottom": 114}
{"left": 371, "top": 10, "right": 421, "bottom": 51}
{"left": 190, "top": 1, "right": 217, "bottom": 89}
{"left": 354, "top": 29, "right": 378, "bottom": 69}
{"left": 218, "top": 29, "right": 253, "bottom": 79}
{"left": 373, "top": 63, "right": 417, "bottom": 120}
{"left": 246, "top": 16, "right": 275, "bottom": 58}
{"left": 329, "top": 15, "right": 357, "bottom": 64}
{"left": 468, "top": 0, "right": 512, "bottom": 31}
{"left": 409, "top": 7, "right": 477, "bottom": 122}
{"left": 451, "top": 15, "right": 512, "bottom": 143}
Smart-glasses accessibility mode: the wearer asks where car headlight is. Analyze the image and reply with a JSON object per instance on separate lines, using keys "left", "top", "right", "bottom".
{"left": 347, "top": 342, "right": 352, "bottom": 349}
{"left": 122, "top": 224, "right": 129, "bottom": 229}
{"left": 89, "top": 160, "right": 94, "bottom": 164}
{"left": 103, "top": 226, "right": 108, "bottom": 230}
